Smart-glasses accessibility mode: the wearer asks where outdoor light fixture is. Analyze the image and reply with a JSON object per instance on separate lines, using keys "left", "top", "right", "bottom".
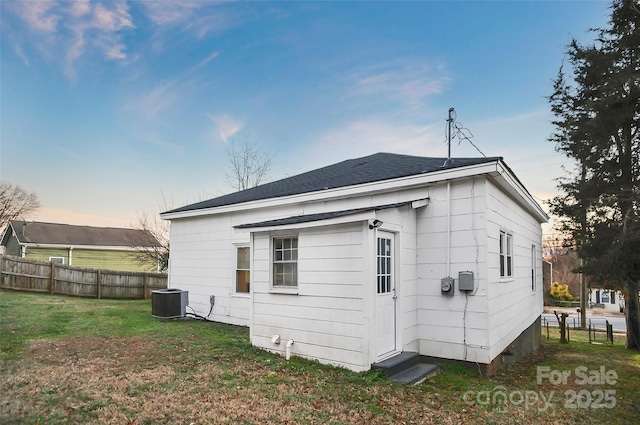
{"left": 368, "top": 219, "right": 383, "bottom": 229}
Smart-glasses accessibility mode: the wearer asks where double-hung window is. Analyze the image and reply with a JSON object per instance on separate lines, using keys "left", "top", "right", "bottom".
{"left": 236, "top": 246, "right": 250, "bottom": 293}
{"left": 531, "top": 244, "right": 536, "bottom": 291}
{"left": 500, "top": 231, "right": 513, "bottom": 278}
{"left": 273, "top": 237, "right": 298, "bottom": 288}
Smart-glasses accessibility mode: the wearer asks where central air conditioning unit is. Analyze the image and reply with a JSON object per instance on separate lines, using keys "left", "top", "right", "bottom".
{"left": 151, "top": 288, "right": 189, "bottom": 318}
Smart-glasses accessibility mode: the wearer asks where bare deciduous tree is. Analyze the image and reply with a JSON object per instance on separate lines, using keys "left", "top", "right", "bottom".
{"left": 226, "top": 138, "right": 272, "bottom": 191}
{"left": 129, "top": 195, "right": 172, "bottom": 273}
{"left": 0, "top": 182, "right": 40, "bottom": 232}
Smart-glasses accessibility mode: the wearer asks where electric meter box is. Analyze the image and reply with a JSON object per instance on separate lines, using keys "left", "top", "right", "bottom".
{"left": 441, "top": 277, "right": 454, "bottom": 295}
{"left": 458, "top": 271, "right": 475, "bottom": 291}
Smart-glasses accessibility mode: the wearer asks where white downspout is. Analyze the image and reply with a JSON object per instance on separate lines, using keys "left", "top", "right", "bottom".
{"left": 285, "top": 339, "right": 294, "bottom": 360}
{"left": 68, "top": 246, "right": 73, "bottom": 265}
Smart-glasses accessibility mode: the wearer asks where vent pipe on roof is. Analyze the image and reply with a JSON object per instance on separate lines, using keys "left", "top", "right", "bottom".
{"left": 444, "top": 107, "right": 454, "bottom": 167}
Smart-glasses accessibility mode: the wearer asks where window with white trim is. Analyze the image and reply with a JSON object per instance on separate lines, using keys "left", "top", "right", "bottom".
{"left": 273, "top": 236, "right": 298, "bottom": 287}
{"left": 531, "top": 244, "right": 536, "bottom": 291}
{"left": 236, "top": 246, "right": 250, "bottom": 293}
{"left": 499, "top": 231, "right": 513, "bottom": 278}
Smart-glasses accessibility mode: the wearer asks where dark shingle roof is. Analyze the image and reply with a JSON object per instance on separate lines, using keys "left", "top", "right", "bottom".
{"left": 6, "top": 221, "right": 159, "bottom": 248}
{"left": 166, "top": 153, "right": 500, "bottom": 215}
{"left": 235, "top": 202, "right": 410, "bottom": 229}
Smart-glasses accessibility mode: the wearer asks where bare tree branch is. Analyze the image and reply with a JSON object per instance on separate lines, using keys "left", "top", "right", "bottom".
{"left": 225, "top": 138, "right": 273, "bottom": 191}
{"left": 0, "top": 182, "right": 40, "bottom": 232}
{"left": 128, "top": 193, "right": 172, "bottom": 273}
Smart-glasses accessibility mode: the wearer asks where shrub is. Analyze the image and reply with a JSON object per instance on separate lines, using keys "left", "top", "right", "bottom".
{"left": 550, "top": 281, "right": 574, "bottom": 301}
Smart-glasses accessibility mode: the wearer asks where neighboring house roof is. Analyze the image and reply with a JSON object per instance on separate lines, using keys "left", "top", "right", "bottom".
{"left": 1, "top": 221, "right": 159, "bottom": 248}
{"left": 165, "top": 152, "right": 502, "bottom": 215}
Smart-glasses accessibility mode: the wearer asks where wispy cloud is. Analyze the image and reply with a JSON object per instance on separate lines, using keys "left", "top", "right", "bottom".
{"left": 188, "top": 51, "right": 220, "bottom": 74}
{"left": 129, "top": 50, "right": 220, "bottom": 118}
{"left": 299, "top": 117, "right": 444, "bottom": 172}
{"left": 142, "top": 1, "right": 204, "bottom": 25}
{"left": 12, "top": 1, "right": 60, "bottom": 33}
{"left": 344, "top": 59, "right": 449, "bottom": 107}
{"left": 5, "top": 1, "right": 134, "bottom": 78}
{"left": 141, "top": 1, "right": 246, "bottom": 48}
{"left": 69, "top": 0, "right": 91, "bottom": 18}
{"left": 207, "top": 114, "right": 244, "bottom": 143}
{"left": 134, "top": 79, "right": 183, "bottom": 119}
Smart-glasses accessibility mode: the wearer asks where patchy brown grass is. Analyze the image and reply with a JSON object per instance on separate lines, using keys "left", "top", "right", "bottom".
{"left": 1, "top": 291, "right": 638, "bottom": 424}
{"left": 2, "top": 335, "right": 449, "bottom": 424}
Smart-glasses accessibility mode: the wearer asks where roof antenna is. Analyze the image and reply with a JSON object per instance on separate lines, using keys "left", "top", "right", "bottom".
{"left": 443, "top": 107, "right": 454, "bottom": 166}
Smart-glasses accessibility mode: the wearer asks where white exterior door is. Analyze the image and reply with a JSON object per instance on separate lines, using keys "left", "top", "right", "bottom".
{"left": 375, "top": 231, "right": 397, "bottom": 359}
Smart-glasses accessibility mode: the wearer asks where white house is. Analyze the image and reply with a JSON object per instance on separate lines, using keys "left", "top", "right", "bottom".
{"left": 588, "top": 287, "right": 623, "bottom": 312}
{"left": 161, "top": 153, "right": 547, "bottom": 375}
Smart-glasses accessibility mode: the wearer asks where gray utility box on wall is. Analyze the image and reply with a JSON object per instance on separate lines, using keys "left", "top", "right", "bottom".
{"left": 458, "top": 271, "right": 475, "bottom": 291}
{"left": 152, "top": 288, "right": 189, "bottom": 318}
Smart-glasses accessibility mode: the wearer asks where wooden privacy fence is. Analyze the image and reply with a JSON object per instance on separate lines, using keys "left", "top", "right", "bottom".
{"left": 0, "top": 255, "right": 167, "bottom": 299}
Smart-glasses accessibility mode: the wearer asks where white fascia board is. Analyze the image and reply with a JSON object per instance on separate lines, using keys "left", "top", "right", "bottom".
{"left": 21, "top": 243, "right": 143, "bottom": 252}
{"left": 234, "top": 211, "right": 376, "bottom": 233}
{"left": 491, "top": 161, "right": 549, "bottom": 223}
{"left": 161, "top": 161, "right": 503, "bottom": 221}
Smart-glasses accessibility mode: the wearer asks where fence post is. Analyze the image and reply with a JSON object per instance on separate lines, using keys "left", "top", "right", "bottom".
{"left": 0, "top": 254, "right": 4, "bottom": 287}
{"left": 97, "top": 270, "right": 102, "bottom": 299}
{"left": 606, "top": 320, "right": 613, "bottom": 344}
{"left": 546, "top": 322, "right": 549, "bottom": 340}
{"left": 143, "top": 274, "right": 148, "bottom": 300}
{"left": 50, "top": 262, "right": 56, "bottom": 295}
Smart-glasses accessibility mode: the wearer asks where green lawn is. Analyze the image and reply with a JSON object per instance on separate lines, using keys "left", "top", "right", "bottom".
{"left": 1, "top": 290, "right": 638, "bottom": 424}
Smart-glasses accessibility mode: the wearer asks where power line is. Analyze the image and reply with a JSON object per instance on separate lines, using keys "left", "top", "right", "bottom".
{"left": 443, "top": 108, "right": 486, "bottom": 159}
{"left": 509, "top": 153, "right": 561, "bottom": 164}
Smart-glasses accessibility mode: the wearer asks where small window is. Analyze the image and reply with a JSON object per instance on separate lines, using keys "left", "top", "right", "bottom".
{"left": 531, "top": 245, "right": 536, "bottom": 291}
{"left": 500, "top": 231, "right": 513, "bottom": 278}
{"left": 49, "top": 257, "right": 64, "bottom": 264}
{"left": 273, "top": 237, "right": 298, "bottom": 287}
{"left": 236, "top": 246, "right": 250, "bottom": 293}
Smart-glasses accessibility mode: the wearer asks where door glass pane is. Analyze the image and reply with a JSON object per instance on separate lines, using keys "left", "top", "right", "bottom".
{"left": 377, "top": 237, "right": 392, "bottom": 294}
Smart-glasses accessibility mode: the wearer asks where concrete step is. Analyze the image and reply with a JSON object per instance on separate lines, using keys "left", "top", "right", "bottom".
{"left": 389, "top": 363, "right": 439, "bottom": 384}
{"left": 371, "top": 352, "right": 438, "bottom": 385}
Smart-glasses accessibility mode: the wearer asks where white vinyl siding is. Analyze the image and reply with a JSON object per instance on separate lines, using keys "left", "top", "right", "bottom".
{"left": 251, "top": 223, "right": 369, "bottom": 371}
{"left": 415, "top": 178, "right": 491, "bottom": 363}
{"left": 486, "top": 179, "right": 543, "bottom": 360}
